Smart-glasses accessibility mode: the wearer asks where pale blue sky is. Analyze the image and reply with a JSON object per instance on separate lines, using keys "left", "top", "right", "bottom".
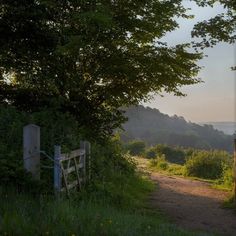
{"left": 143, "top": 1, "right": 235, "bottom": 123}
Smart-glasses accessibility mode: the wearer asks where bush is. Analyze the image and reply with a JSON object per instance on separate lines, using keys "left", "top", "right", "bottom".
{"left": 0, "top": 105, "right": 84, "bottom": 191}
{"left": 126, "top": 140, "right": 146, "bottom": 156}
{"left": 0, "top": 105, "right": 82, "bottom": 156}
{"left": 219, "top": 167, "right": 234, "bottom": 189}
{"left": 86, "top": 137, "right": 155, "bottom": 208}
{"left": 155, "top": 145, "right": 186, "bottom": 164}
{"left": 150, "top": 155, "right": 169, "bottom": 171}
{"left": 185, "top": 150, "right": 231, "bottom": 180}
{"left": 0, "top": 158, "right": 45, "bottom": 193}
{"left": 144, "top": 144, "right": 186, "bottom": 164}
{"left": 144, "top": 147, "right": 157, "bottom": 159}
{"left": 167, "top": 164, "right": 185, "bottom": 176}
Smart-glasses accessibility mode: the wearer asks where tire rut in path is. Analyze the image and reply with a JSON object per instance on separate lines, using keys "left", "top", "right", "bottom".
{"left": 149, "top": 173, "right": 236, "bottom": 236}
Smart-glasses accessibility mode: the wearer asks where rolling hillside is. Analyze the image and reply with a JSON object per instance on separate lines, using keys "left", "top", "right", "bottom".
{"left": 121, "top": 105, "right": 233, "bottom": 152}
{"left": 199, "top": 122, "right": 236, "bottom": 135}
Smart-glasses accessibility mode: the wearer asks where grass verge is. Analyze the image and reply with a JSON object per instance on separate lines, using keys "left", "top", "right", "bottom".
{"left": 0, "top": 174, "right": 215, "bottom": 236}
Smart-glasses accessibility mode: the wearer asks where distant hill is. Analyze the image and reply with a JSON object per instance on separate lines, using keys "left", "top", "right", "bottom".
{"left": 120, "top": 105, "right": 234, "bottom": 152}
{"left": 199, "top": 122, "right": 236, "bottom": 135}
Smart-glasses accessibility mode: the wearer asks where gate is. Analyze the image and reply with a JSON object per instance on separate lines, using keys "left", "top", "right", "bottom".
{"left": 54, "top": 142, "right": 91, "bottom": 196}
{"left": 23, "top": 124, "right": 91, "bottom": 197}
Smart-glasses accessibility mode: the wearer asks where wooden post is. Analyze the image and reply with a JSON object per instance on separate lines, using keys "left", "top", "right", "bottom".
{"left": 23, "top": 124, "right": 40, "bottom": 180}
{"left": 86, "top": 141, "right": 91, "bottom": 182}
{"left": 80, "top": 141, "right": 91, "bottom": 183}
{"left": 80, "top": 141, "right": 87, "bottom": 183}
{"left": 234, "top": 138, "right": 236, "bottom": 203}
{"left": 54, "top": 145, "right": 62, "bottom": 194}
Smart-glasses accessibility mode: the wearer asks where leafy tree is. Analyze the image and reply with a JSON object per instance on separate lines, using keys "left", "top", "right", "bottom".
{"left": 192, "top": 0, "right": 236, "bottom": 63}
{"left": 0, "top": 1, "right": 202, "bottom": 138}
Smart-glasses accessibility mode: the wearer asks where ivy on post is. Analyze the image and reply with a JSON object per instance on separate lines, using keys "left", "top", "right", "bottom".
{"left": 23, "top": 124, "right": 40, "bottom": 180}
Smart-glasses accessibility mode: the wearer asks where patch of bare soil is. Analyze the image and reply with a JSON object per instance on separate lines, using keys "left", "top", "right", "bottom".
{"left": 149, "top": 173, "right": 236, "bottom": 236}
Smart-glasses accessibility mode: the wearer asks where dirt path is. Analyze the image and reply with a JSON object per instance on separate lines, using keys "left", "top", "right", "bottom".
{"left": 149, "top": 173, "right": 236, "bottom": 236}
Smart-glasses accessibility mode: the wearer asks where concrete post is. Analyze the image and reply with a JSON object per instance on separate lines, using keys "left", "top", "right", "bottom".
{"left": 23, "top": 124, "right": 40, "bottom": 180}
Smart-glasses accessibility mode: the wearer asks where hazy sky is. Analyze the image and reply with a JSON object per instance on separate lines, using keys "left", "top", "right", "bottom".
{"left": 143, "top": 1, "right": 235, "bottom": 123}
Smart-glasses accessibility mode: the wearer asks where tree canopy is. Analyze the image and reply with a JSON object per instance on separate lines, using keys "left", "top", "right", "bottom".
{"left": 0, "top": 0, "right": 233, "bottom": 138}
{"left": 192, "top": 0, "right": 236, "bottom": 53}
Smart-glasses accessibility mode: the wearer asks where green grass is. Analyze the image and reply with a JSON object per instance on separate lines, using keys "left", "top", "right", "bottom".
{"left": 0, "top": 155, "right": 220, "bottom": 236}
{"left": 222, "top": 194, "right": 236, "bottom": 209}
{"left": 148, "top": 158, "right": 185, "bottom": 177}
{"left": 0, "top": 189, "right": 215, "bottom": 236}
{"left": 212, "top": 183, "right": 233, "bottom": 192}
{"left": 0, "top": 170, "right": 217, "bottom": 236}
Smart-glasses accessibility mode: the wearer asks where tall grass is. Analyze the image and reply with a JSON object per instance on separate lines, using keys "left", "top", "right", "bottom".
{"left": 149, "top": 155, "right": 185, "bottom": 176}
{"left": 0, "top": 188, "right": 214, "bottom": 236}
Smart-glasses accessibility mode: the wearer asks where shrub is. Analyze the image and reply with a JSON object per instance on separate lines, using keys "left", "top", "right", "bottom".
{"left": 158, "top": 160, "right": 169, "bottom": 170}
{"left": 185, "top": 150, "right": 231, "bottom": 180}
{"left": 86, "top": 137, "right": 153, "bottom": 208}
{"left": 167, "top": 164, "right": 185, "bottom": 176}
{"left": 0, "top": 105, "right": 85, "bottom": 191}
{"left": 219, "top": 166, "right": 234, "bottom": 189}
{"left": 155, "top": 144, "right": 186, "bottom": 164}
{"left": 126, "top": 140, "right": 146, "bottom": 156}
{"left": 144, "top": 144, "right": 186, "bottom": 164}
{"left": 150, "top": 155, "right": 169, "bottom": 171}
{"left": 145, "top": 144, "right": 225, "bottom": 165}
{"left": 0, "top": 106, "right": 83, "bottom": 156}
{"left": 0, "top": 158, "right": 45, "bottom": 193}
{"left": 144, "top": 147, "right": 157, "bottom": 159}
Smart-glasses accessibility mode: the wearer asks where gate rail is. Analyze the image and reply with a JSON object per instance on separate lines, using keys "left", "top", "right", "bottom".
{"left": 54, "top": 142, "right": 91, "bottom": 196}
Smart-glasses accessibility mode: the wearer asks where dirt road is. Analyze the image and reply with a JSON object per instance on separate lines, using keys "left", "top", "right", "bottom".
{"left": 149, "top": 173, "right": 236, "bottom": 236}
